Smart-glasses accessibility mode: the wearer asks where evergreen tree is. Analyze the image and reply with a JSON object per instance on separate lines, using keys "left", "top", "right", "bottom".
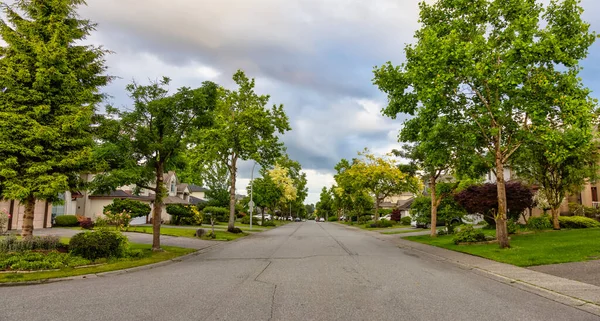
{"left": 0, "top": 0, "right": 110, "bottom": 236}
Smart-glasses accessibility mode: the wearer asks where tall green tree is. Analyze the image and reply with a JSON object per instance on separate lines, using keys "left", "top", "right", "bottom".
{"left": 247, "top": 169, "right": 281, "bottom": 222}
{"left": 92, "top": 78, "right": 218, "bottom": 250}
{"left": 275, "top": 155, "right": 308, "bottom": 218}
{"left": 514, "top": 126, "right": 599, "bottom": 230}
{"left": 345, "top": 150, "right": 422, "bottom": 221}
{"left": 389, "top": 118, "right": 485, "bottom": 237}
{"left": 192, "top": 70, "right": 290, "bottom": 232}
{"left": 0, "top": 0, "right": 110, "bottom": 236}
{"left": 316, "top": 187, "right": 333, "bottom": 220}
{"left": 374, "top": 0, "right": 596, "bottom": 248}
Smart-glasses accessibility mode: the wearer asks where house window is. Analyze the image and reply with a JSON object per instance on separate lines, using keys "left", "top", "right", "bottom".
{"left": 171, "top": 180, "right": 176, "bottom": 193}
{"left": 592, "top": 187, "right": 598, "bottom": 203}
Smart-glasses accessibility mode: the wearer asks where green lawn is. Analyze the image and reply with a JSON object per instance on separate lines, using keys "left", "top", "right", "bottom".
{"left": 200, "top": 230, "right": 249, "bottom": 241}
{"left": 337, "top": 221, "right": 410, "bottom": 230}
{"left": 124, "top": 226, "right": 248, "bottom": 241}
{"left": 0, "top": 243, "right": 195, "bottom": 283}
{"left": 405, "top": 228, "right": 600, "bottom": 267}
{"left": 381, "top": 228, "right": 439, "bottom": 235}
{"left": 68, "top": 225, "right": 254, "bottom": 240}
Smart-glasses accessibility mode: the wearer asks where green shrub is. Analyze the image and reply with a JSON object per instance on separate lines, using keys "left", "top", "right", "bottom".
{"left": 558, "top": 216, "right": 600, "bottom": 229}
{"left": 507, "top": 219, "right": 517, "bottom": 235}
{"left": 69, "top": 231, "right": 128, "bottom": 260}
{"left": 379, "top": 208, "right": 393, "bottom": 216}
{"left": 437, "top": 229, "right": 448, "bottom": 236}
{"left": 368, "top": 219, "right": 394, "bottom": 228}
{"left": 240, "top": 215, "right": 252, "bottom": 224}
{"left": 328, "top": 216, "right": 338, "bottom": 222}
{"left": 262, "top": 220, "right": 275, "bottom": 227}
{"left": 203, "top": 206, "right": 229, "bottom": 222}
{"left": 0, "top": 235, "right": 60, "bottom": 253}
{"left": 0, "top": 251, "right": 91, "bottom": 271}
{"left": 53, "top": 215, "right": 79, "bottom": 227}
{"left": 104, "top": 199, "right": 151, "bottom": 218}
{"left": 400, "top": 216, "right": 412, "bottom": 226}
{"left": 453, "top": 225, "right": 486, "bottom": 244}
{"left": 526, "top": 215, "right": 552, "bottom": 230}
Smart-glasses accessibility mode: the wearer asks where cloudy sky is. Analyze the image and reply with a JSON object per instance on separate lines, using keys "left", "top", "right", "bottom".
{"left": 75, "top": 0, "right": 600, "bottom": 204}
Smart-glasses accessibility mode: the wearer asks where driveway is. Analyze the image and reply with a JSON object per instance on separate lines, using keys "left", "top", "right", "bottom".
{"left": 1, "top": 222, "right": 598, "bottom": 320}
{"left": 530, "top": 260, "right": 600, "bottom": 287}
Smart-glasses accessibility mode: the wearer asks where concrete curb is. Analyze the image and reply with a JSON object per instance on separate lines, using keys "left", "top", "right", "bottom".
{"left": 335, "top": 222, "right": 600, "bottom": 317}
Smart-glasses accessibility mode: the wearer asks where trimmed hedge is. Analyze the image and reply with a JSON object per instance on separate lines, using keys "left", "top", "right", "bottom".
{"left": 69, "top": 231, "right": 128, "bottom": 260}
{"left": 526, "top": 215, "right": 552, "bottom": 230}
{"left": 559, "top": 216, "right": 600, "bottom": 228}
{"left": 53, "top": 215, "right": 79, "bottom": 227}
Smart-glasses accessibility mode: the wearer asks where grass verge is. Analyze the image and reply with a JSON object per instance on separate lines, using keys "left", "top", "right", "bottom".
{"left": 0, "top": 243, "right": 195, "bottom": 283}
{"left": 405, "top": 228, "right": 600, "bottom": 267}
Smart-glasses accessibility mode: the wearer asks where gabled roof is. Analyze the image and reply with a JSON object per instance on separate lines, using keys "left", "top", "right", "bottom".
{"left": 163, "top": 171, "right": 176, "bottom": 184}
{"left": 163, "top": 196, "right": 189, "bottom": 205}
{"left": 397, "top": 197, "right": 415, "bottom": 210}
{"left": 177, "top": 183, "right": 189, "bottom": 193}
{"left": 189, "top": 196, "right": 208, "bottom": 205}
{"left": 89, "top": 190, "right": 153, "bottom": 201}
{"left": 188, "top": 184, "right": 208, "bottom": 192}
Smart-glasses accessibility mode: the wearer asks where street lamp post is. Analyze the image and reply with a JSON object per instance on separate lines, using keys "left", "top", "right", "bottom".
{"left": 249, "top": 162, "right": 257, "bottom": 229}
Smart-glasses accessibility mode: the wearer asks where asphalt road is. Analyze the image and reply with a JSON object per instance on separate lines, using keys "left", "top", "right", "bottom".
{"left": 1, "top": 222, "right": 598, "bottom": 321}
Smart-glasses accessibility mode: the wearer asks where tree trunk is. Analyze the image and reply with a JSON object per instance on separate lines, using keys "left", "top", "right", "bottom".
{"left": 495, "top": 146, "right": 510, "bottom": 249}
{"left": 374, "top": 198, "right": 380, "bottom": 221}
{"left": 551, "top": 207, "right": 560, "bottom": 230}
{"left": 261, "top": 205, "right": 265, "bottom": 225}
{"left": 21, "top": 195, "right": 36, "bottom": 238}
{"left": 430, "top": 176, "right": 438, "bottom": 238}
{"left": 228, "top": 154, "right": 237, "bottom": 231}
{"left": 152, "top": 162, "right": 164, "bottom": 251}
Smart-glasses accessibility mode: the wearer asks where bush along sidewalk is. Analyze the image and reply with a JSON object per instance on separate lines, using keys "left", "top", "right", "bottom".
{"left": 0, "top": 230, "right": 194, "bottom": 283}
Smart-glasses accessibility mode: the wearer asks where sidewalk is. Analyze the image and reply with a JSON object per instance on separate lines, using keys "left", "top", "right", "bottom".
{"left": 338, "top": 223, "right": 600, "bottom": 317}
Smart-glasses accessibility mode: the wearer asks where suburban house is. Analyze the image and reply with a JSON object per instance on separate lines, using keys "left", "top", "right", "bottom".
{"left": 380, "top": 192, "right": 416, "bottom": 218}
{"left": 74, "top": 171, "right": 208, "bottom": 223}
{"left": 188, "top": 184, "right": 209, "bottom": 205}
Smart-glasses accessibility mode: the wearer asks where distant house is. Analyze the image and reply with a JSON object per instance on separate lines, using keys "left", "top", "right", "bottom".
{"left": 379, "top": 192, "right": 416, "bottom": 218}
{"left": 188, "top": 184, "right": 209, "bottom": 205}
{"left": 69, "top": 172, "right": 209, "bottom": 223}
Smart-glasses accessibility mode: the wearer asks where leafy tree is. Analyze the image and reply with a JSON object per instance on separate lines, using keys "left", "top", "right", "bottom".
{"left": 166, "top": 204, "right": 192, "bottom": 225}
{"left": 269, "top": 165, "right": 297, "bottom": 208}
{"left": 373, "top": 0, "right": 596, "bottom": 248}
{"left": 0, "top": 0, "right": 110, "bottom": 236}
{"left": 387, "top": 117, "right": 484, "bottom": 237}
{"left": 192, "top": 70, "right": 290, "bottom": 232}
{"left": 410, "top": 193, "right": 466, "bottom": 228}
{"left": 248, "top": 169, "right": 281, "bottom": 222}
{"left": 345, "top": 149, "right": 422, "bottom": 221}
{"left": 454, "top": 182, "right": 534, "bottom": 225}
{"left": 316, "top": 187, "right": 334, "bottom": 220}
{"left": 513, "top": 126, "right": 599, "bottom": 230}
{"left": 103, "top": 199, "right": 151, "bottom": 219}
{"left": 305, "top": 204, "right": 315, "bottom": 216}
{"left": 92, "top": 79, "right": 218, "bottom": 250}
{"left": 274, "top": 155, "right": 308, "bottom": 218}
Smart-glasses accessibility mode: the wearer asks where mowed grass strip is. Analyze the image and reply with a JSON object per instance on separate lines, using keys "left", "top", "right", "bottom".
{"left": 124, "top": 226, "right": 248, "bottom": 241}
{"left": 0, "top": 244, "right": 195, "bottom": 283}
{"left": 405, "top": 228, "right": 600, "bottom": 267}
